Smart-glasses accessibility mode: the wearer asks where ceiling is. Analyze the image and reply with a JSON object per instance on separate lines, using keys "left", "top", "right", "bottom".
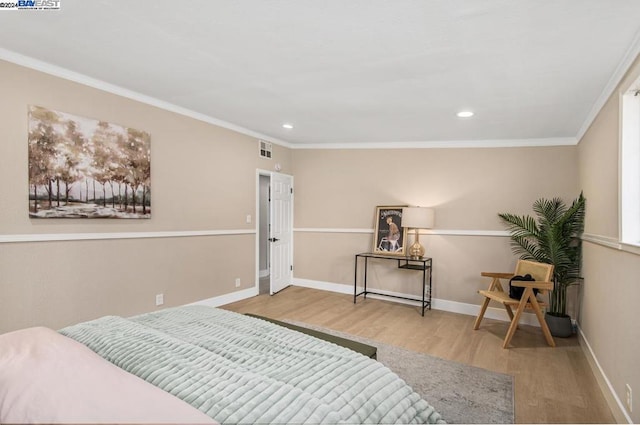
{"left": 1, "top": 0, "right": 640, "bottom": 148}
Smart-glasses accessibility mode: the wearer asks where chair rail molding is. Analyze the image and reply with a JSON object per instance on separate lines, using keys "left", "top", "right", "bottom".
{"left": 0, "top": 229, "right": 255, "bottom": 244}
{"left": 582, "top": 232, "right": 640, "bottom": 256}
{"left": 293, "top": 228, "right": 509, "bottom": 237}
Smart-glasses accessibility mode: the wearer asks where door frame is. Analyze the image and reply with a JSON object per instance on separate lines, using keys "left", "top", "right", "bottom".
{"left": 255, "top": 169, "right": 294, "bottom": 294}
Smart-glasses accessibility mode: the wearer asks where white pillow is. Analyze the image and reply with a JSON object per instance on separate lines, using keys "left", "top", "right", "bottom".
{"left": 0, "top": 326, "right": 217, "bottom": 424}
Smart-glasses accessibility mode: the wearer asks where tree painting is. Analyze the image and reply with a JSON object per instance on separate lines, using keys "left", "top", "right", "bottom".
{"left": 28, "top": 105, "right": 151, "bottom": 218}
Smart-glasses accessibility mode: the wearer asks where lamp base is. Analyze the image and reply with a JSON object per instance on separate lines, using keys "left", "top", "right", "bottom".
{"left": 408, "top": 241, "right": 425, "bottom": 259}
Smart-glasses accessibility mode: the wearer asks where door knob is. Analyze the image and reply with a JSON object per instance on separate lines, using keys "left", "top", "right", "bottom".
{"left": 269, "top": 237, "right": 280, "bottom": 242}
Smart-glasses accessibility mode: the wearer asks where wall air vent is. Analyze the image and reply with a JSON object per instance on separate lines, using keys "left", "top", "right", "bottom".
{"left": 259, "top": 139, "right": 272, "bottom": 159}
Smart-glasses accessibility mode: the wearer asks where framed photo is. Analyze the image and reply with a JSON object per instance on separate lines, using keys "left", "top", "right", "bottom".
{"left": 373, "top": 205, "right": 408, "bottom": 256}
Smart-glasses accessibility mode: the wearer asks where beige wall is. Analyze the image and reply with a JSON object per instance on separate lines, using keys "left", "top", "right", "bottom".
{"left": 577, "top": 54, "right": 640, "bottom": 423}
{"left": 0, "top": 60, "right": 293, "bottom": 333}
{"left": 294, "top": 147, "right": 578, "bottom": 230}
{"left": 292, "top": 146, "right": 579, "bottom": 302}
{"left": 0, "top": 236, "right": 254, "bottom": 331}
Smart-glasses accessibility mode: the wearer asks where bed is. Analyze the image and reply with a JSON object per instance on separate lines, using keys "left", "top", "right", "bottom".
{"left": 0, "top": 326, "right": 215, "bottom": 424}
{"left": 1, "top": 305, "right": 445, "bottom": 424}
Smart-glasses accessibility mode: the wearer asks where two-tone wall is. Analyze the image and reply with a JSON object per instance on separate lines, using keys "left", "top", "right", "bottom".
{"left": 0, "top": 56, "right": 582, "bottom": 332}
{"left": 0, "top": 59, "right": 293, "bottom": 333}
{"left": 577, "top": 55, "right": 640, "bottom": 424}
{"left": 291, "top": 147, "right": 579, "bottom": 311}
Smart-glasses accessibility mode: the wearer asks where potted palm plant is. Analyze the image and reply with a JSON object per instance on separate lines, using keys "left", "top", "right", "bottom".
{"left": 498, "top": 193, "right": 586, "bottom": 337}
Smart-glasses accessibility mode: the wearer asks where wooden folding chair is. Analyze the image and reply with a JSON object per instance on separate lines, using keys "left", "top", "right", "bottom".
{"left": 473, "top": 259, "right": 555, "bottom": 348}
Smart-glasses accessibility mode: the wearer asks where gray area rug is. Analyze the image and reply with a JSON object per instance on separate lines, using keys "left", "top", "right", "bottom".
{"left": 284, "top": 320, "right": 514, "bottom": 424}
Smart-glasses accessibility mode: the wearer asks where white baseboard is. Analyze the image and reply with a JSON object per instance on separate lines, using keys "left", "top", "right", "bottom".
{"left": 431, "top": 297, "right": 540, "bottom": 326}
{"left": 189, "top": 286, "right": 258, "bottom": 308}
{"left": 578, "top": 326, "right": 633, "bottom": 423}
{"left": 293, "top": 278, "right": 353, "bottom": 294}
{"left": 291, "top": 278, "right": 540, "bottom": 326}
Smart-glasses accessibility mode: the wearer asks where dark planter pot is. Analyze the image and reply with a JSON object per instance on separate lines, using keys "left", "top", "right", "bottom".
{"left": 545, "top": 312, "right": 573, "bottom": 338}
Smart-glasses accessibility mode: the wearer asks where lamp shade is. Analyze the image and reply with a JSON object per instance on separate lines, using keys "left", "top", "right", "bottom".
{"left": 401, "top": 207, "right": 435, "bottom": 229}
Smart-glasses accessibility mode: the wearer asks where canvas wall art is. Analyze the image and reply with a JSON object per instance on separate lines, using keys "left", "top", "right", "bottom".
{"left": 28, "top": 105, "right": 151, "bottom": 218}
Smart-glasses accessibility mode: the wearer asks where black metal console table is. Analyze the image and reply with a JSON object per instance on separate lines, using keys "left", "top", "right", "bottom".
{"left": 353, "top": 253, "right": 433, "bottom": 316}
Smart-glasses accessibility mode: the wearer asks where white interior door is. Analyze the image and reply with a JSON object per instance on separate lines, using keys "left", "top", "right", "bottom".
{"left": 269, "top": 172, "right": 293, "bottom": 295}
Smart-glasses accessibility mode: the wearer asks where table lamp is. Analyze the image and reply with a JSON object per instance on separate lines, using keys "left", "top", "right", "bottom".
{"left": 401, "top": 207, "right": 435, "bottom": 259}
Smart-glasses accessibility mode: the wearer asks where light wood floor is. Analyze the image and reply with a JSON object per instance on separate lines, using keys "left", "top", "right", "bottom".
{"left": 223, "top": 286, "right": 615, "bottom": 424}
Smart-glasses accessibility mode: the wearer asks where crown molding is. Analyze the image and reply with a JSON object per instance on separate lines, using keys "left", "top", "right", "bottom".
{"left": 6, "top": 41, "right": 637, "bottom": 151}
{"left": 0, "top": 48, "right": 294, "bottom": 149}
{"left": 576, "top": 28, "right": 640, "bottom": 143}
{"left": 291, "top": 137, "right": 578, "bottom": 150}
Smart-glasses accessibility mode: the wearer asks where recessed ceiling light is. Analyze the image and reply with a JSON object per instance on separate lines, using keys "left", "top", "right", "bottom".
{"left": 282, "top": 123, "right": 294, "bottom": 129}
{"left": 457, "top": 111, "right": 474, "bottom": 118}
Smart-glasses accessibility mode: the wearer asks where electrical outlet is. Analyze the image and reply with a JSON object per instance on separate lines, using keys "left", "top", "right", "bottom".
{"left": 235, "top": 278, "right": 241, "bottom": 288}
{"left": 246, "top": 214, "right": 252, "bottom": 224}
{"left": 626, "top": 384, "right": 632, "bottom": 412}
{"left": 155, "top": 293, "right": 164, "bottom": 306}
